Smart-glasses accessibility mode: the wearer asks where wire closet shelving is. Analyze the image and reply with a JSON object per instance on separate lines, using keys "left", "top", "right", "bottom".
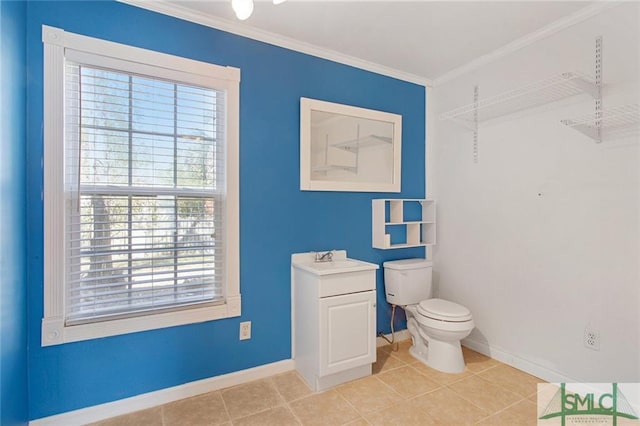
{"left": 439, "top": 36, "right": 639, "bottom": 162}
{"left": 561, "top": 103, "right": 640, "bottom": 141}
{"left": 439, "top": 72, "right": 598, "bottom": 128}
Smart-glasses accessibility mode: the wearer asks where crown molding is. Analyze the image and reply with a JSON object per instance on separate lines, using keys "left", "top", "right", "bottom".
{"left": 118, "top": 0, "right": 432, "bottom": 87}
{"left": 433, "top": 2, "right": 621, "bottom": 86}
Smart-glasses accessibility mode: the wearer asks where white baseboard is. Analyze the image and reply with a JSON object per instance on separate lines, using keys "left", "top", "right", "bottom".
{"left": 461, "top": 337, "right": 578, "bottom": 384}
{"left": 30, "top": 359, "right": 294, "bottom": 426}
{"left": 464, "top": 339, "right": 640, "bottom": 413}
{"left": 376, "top": 329, "right": 411, "bottom": 347}
{"left": 375, "top": 330, "right": 578, "bottom": 384}
{"left": 32, "top": 335, "right": 581, "bottom": 425}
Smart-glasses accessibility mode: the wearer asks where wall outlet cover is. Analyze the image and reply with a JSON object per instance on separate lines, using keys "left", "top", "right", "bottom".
{"left": 240, "top": 321, "right": 251, "bottom": 340}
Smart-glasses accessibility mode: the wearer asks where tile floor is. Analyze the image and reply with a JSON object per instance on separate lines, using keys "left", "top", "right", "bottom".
{"left": 91, "top": 341, "right": 545, "bottom": 426}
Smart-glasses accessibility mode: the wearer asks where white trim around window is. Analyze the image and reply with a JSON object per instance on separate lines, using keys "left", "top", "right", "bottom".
{"left": 41, "top": 25, "right": 241, "bottom": 346}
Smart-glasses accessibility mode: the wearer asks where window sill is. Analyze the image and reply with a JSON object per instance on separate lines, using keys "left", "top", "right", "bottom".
{"left": 41, "top": 295, "right": 241, "bottom": 346}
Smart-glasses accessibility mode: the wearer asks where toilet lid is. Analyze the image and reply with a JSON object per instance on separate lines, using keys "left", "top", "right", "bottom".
{"left": 417, "top": 299, "right": 472, "bottom": 321}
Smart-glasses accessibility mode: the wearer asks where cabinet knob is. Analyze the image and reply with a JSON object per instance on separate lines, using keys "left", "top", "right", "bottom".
{"left": 373, "top": 303, "right": 377, "bottom": 308}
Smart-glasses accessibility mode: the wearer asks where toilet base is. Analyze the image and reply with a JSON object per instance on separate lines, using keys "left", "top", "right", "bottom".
{"left": 409, "top": 338, "right": 466, "bottom": 374}
{"left": 403, "top": 303, "right": 472, "bottom": 374}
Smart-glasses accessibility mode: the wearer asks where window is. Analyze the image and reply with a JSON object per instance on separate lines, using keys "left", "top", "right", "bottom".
{"left": 42, "top": 26, "right": 240, "bottom": 345}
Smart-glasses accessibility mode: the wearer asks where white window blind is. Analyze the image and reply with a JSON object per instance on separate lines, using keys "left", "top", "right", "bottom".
{"left": 64, "top": 62, "right": 226, "bottom": 324}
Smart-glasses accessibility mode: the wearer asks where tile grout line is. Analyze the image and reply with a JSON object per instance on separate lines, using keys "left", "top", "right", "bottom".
{"left": 357, "top": 371, "right": 444, "bottom": 423}
{"left": 284, "top": 401, "right": 304, "bottom": 426}
{"left": 333, "top": 379, "right": 391, "bottom": 424}
{"left": 443, "top": 385, "right": 490, "bottom": 415}
{"left": 370, "top": 372, "right": 416, "bottom": 401}
{"left": 378, "top": 364, "right": 447, "bottom": 401}
{"left": 231, "top": 405, "right": 289, "bottom": 425}
{"left": 217, "top": 389, "right": 234, "bottom": 425}
{"left": 268, "top": 375, "right": 304, "bottom": 426}
{"left": 472, "top": 394, "right": 535, "bottom": 424}
{"left": 404, "top": 362, "right": 457, "bottom": 388}
{"left": 333, "top": 385, "right": 372, "bottom": 422}
{"left": 288, "top": 370, "right": 320, "bottom": 405}
{"left": 443, "top": 373, "right": 504, "bottom": 415}
{"left": 229, "top": 379, "right": 289, "bottom": 425}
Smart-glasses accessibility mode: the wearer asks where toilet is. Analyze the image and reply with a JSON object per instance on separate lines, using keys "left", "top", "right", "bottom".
{"left": 383, "top": 258, "right": 474, "bottom": 374}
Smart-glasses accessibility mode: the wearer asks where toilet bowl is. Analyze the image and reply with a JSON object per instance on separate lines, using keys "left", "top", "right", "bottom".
{"left": 383, "top": 259, "right": 474, "bottom": 374}
{"left": 405, "top": 299, "right": 474, "bottom": 373}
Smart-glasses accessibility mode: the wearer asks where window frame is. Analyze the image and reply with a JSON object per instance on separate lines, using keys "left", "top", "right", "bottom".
{"left": 42, "top": 25, "right": 241, "bottom": 346}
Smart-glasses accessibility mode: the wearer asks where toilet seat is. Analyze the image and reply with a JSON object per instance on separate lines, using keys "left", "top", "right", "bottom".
{"left": 417, "top": 298, "right": 472, "bottom": 322}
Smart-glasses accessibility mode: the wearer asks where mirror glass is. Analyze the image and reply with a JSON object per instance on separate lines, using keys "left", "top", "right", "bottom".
{"left": 300, "top": 98, "right": 401, "bottom": 192}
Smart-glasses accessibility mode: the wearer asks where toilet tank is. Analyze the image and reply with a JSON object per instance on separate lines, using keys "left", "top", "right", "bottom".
{"left": 383, "top": 259, "right": 432, "bottom": 306}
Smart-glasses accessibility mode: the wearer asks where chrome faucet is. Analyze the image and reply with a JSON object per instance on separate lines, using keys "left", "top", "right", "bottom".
{"left": 314, "top": 250, "right": 334, "bottom": 262}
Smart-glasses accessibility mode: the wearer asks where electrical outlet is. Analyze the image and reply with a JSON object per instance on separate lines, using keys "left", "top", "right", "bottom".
{"left": 584, "top": 327, "right": 600, "bottom": 351}
{"left": 239, "top": 321, "right": 251, "bottom": 340}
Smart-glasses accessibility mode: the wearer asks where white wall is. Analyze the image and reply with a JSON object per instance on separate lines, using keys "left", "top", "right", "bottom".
{"left": 431, "top": 3, "right": 639, "bottom": 383}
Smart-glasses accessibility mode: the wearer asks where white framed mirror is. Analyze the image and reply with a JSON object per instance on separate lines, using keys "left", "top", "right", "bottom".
{"left": 300, "top": 98, "right": 402, "bottom": 192}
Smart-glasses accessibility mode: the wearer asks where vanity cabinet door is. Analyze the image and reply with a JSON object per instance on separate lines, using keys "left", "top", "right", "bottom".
{"left": 318, "top": 290, "right": 376, "bottom": 377}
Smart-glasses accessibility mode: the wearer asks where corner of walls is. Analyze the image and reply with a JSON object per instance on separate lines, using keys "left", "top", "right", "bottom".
{"left": 0, "top": 0, "right": 29, "bottom": 424}
{"left": 425, "top": 86, "right": 436, "bottom": 199}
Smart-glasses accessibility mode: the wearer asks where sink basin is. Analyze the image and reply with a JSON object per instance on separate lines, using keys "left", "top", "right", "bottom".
{"left": 309, "top": 260, "right": 360, "bottom": 270}
{"left": 292, "top": 252, "right": 379, "bottom": 276}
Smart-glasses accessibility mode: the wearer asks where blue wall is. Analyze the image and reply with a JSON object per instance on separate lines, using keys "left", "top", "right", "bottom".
{"left": 0, "top": 0, "right": 29, "bottom": 424}
{"left": 25, "top": 1, "right": 425, "bottom": 419}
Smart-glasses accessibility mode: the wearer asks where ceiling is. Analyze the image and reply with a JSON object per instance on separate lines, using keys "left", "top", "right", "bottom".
{"left": 136, "top": 1, "right": 595, "bottom": 84}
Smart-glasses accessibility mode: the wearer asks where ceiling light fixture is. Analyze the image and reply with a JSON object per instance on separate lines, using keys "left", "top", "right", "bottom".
{"left": 231, "top": 0, "right": 254, "bottom": 20}
{"left": 231, "top": 0, "right": 286, "bottom": 20}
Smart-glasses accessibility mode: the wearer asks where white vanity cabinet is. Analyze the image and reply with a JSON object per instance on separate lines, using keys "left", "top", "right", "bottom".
{"left": 292, "top": 251, "right": 378, "bottom": 392}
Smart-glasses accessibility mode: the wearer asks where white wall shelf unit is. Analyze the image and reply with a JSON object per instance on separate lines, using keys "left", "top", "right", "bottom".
{"left": 372, "top": 199, "right": 435, "bottom": 249}
{"left": 561, "top": 103, "right": 639, "bottom": 142}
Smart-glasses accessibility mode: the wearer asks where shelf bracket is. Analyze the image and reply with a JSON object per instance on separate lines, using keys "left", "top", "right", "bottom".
{"left": 449, "top": 117, "right": 476, "bottom": 131}
{"left": 571, "top": 124, "right": 600, "bottom": 140}
{"left": 473, "top": 85, "right": 479, "bottom": 163}
{"left": 571, "top": 78, "right": 599, "bottom": 100}
{"left": 594, "top": 36, "right": 603, "bottom": 143}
